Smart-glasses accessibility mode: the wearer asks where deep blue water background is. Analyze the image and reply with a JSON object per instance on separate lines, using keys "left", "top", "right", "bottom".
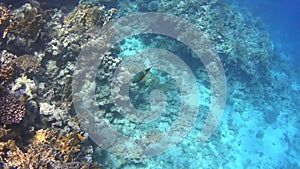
{"left": 228, "top": 0, "right": 300, "bottom": 64}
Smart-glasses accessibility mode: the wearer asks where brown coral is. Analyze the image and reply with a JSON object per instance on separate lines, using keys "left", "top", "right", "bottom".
{"left": 13, "top": 54, "right": 40, "bottom": 73}
{"left": 33, "top": 129, "right": 50, "bottom": 145}
{"left": 0, "top": 129, "right": 96, "bottom": 169}
{"left": 0, "top": 5, "right": 15, "bottom": 39}
{"left": 1, "top": 3, "right": 54, "bottom": 54}
{"left": 0, "top": 94, "right": 25, "bottom": 125}
{"left": 0, "top": 50, "right": 17, "bottom": 84}
{"left": 64, "top": 3, "right": 115, "bottom": 34}
{"left": 55, "top": 132, "right": 81, "bottom": 157}
{"left": 0, "top": 127, "right": 11, "bottom": 139}
{"left": 9, "top": 3, "right": 52, "bottom": 41}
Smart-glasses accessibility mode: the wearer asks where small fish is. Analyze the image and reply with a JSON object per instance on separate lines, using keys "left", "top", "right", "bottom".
{"left": 132, "top": 67, "right": 152, "bottom": 83}
{"left": 77, "top": 133, "right": 85, "bottom": 142}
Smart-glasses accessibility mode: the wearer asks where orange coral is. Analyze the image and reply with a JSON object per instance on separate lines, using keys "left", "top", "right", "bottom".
{"left": 0, "top": 5, "right": 15, "bottom": 39}
{"left": 0, "top": 129, "right": 94, "bottom": 168}
{"left": 55, "top": 132, "right": 81, "bottom": 155}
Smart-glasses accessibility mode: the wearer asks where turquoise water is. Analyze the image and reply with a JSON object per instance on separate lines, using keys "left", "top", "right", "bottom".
{"left": 96, "top": 0, "right": 300, "bottom": 168}
{"left": 1, "top": 0, "right": 299, "bottom": 168}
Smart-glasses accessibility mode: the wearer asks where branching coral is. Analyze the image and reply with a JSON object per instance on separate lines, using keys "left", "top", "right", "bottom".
{"left": 0, "top": 5, "right": 15, "bottom": 39}
{"left": 64, "top": 3, "right": 115, "bottom": 34}
{"left": 2, "top": 3, "right": 53, "bottom": 53}
{"left": 0, "top": 129, "right": 97, "bottom": 169}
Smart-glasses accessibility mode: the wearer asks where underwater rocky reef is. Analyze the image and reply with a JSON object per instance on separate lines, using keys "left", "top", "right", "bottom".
{"left": 0, "top": 1, "right": 115, "bottom": 168}
{"left": 0, "top": 0, "right": 299, "bottom": 168}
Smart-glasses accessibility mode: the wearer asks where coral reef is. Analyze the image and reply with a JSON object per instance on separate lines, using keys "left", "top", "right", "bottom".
{"left": 0, "top": 1, "right": 118, "bottom": 168}
{"left": 117, "top": 0, "right": 273, "bottom": 83}
{"left": 0, "top": 94, "right": 25, "bottom": 125}
{"left": 63, "top": 3, "right": 114, "bottom": 34}
{"left": 44, "top": 2, "right": 116, "bottom": 60}
{"left": 0, "top": 129, "right": 97, "bottom": 169}
{"left": 1, "top": 3, "right": 53, "bottom": 54}
{"left": 0, "top": 5, "right": 14, "bottom": 39}
{"left": 0, "top": 0, "right": 297, "bottom": 168}
{"left": 0, "top": 50, "right": 17, "bottom": 85}
{"left": 13, "top": 54, "right": 40, "bottom": 73}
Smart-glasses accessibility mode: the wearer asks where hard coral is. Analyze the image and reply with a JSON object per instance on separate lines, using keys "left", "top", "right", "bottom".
{"left": 64, "top": 3, "right": 114, "bottom": 34}
{"left": 13, "top": 54, "right": 40, "bottom": 73}
{"left": 0, "top": 94, "right": 25, "bottom": 125}
{"left": 55, "top": 132, "right": 81, "bottom": 156}
{"left": 0, "top": 127, "right": 11, "bottom": 139}
{"left": 33, "top": 129, "right": 49, "bottom": 145}
{"left": 11, "top": 74, "right": 37, "bottom": 100}
{"left": 0, "top": 50, "right": 17, "bottom": 84}
{"left": 10, "top": 4, "right": 46, "bottom": 40}
{"left": 0, "top": 129, "right": 95, "bottom": 169}
{"left": 3, "top": 3, "right": 53, "bottom": 54}
{"left": 0, "top": 5, "right": 14, "bottom": 39}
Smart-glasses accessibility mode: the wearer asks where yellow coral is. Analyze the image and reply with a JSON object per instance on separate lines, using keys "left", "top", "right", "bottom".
{"left": 33, "top": 129, "right": 47, "bottom": 144}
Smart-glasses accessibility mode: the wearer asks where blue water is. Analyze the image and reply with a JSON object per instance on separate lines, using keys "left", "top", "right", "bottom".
{"left": 89, "top": 0, "right": 300, "bottom": 168}
{"left": 227, "top": 0, "right": 300, "bottom": 64}
{"left": 1, "top": 0, "right": 299, "bottom": 168}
